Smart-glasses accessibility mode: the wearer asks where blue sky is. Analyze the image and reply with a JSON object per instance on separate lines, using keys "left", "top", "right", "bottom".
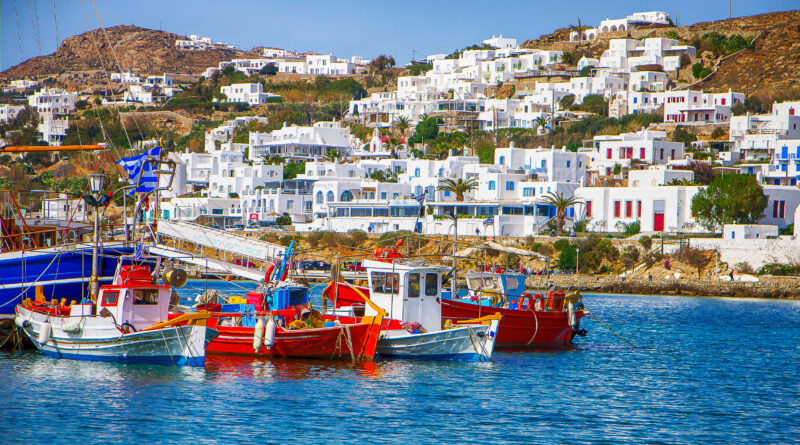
{"left": 1, "top": 0, "right": 796, "bottom": 71}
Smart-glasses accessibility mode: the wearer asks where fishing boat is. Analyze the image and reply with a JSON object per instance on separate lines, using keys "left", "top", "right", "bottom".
{"left": 0, "top": 191, "right": 135, "bottom": 315}
{"left": 441, "top": 271, "right": 587, "bottom": 348}
{"left": 353, "top": 259, "right": 501, "bottom": 362}
{"left": 196, "top": 242, "right": 386, "bottom": 360}
{"left": 14, "top": 263, "right": 217, "bottom": 366}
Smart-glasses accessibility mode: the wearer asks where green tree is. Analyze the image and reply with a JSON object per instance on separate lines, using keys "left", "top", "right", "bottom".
{"left": 259, "top": 63, "right": 278, "bottom": 76}
{"left": 541, "top": 192, "right": 582, "bottom": 233}
{"left": 437, "top": 177, "right": 479, "bottom": 201}
{"left": 639, "top": 235, "right": 653, "bottom": 251}
{"left": 579, "top": 66, "right": 594, "bottom": 77}
{"left": 407, "top": 117, "right": 439, "bottom": 145}
{"left": 275, "top": 213, "right": 292, "bottom": 226}
{"left": 557, "top": 243, "right": 578, "bottom": 271}
{"left": 691, "top": 174, "right": 768, "bottom": 231}
{"left": 621, "top": 246, "right": 640, "bottom": 271}
{"left": 579, "top": 95, "right": 607, "bottom": 116}
{"left": 283, "top": 161, "right": 306, "bottom": 180}
{"left": 559, "top": 94, "right": 575, "bottom": 110}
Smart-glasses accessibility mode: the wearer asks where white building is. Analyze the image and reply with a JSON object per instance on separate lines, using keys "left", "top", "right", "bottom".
{"left": 571, "top": 11, "right": 671, "bottom": 41}
{"left": 483, "top": 34, "right": 518, "bottom": 49}
{"left": 586, "top": 129, "right": 685, "bottom": 176}
{"left": 600, "top": 38, "right": 695, "bottom": 72}
{"left": 27, "top": 88, "right": 77, "bottom": 145}
{"left": 249, "top": 121, "right": 359, "bottom": 162}
{"left": 664, "top": 90, "right": 745, "bottom": 124}
{"left": 0, "top": 104, "right": 24, "bottom": 123}
{"left": 220, "top": 83, "right": 280, "bottom": 106}
{"left": 110, "top": 72, "right": 142, "bottom": 84}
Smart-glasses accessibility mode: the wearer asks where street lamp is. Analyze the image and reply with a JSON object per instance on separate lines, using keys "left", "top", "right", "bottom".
{"left": 87, "top": 173, "right": 105, "bottom": 302}
{"left": 576, "top": 248, "right": 580, "bottom": 275}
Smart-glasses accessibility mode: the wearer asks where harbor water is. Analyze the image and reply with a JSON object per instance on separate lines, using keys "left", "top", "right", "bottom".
{"left": 2, "top": 280, "right": 799, "bottom": 443}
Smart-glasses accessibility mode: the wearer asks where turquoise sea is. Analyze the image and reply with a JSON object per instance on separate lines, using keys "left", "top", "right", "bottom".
{"left": 2, "top": 280, "right": 799, "bottom": 443}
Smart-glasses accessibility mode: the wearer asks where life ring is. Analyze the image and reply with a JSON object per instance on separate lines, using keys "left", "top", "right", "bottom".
{"left": 264, "top": 263, "right": 276, "bottom": 284}
{"left": 518, "top": 292, "right": 536, "bottom": 311}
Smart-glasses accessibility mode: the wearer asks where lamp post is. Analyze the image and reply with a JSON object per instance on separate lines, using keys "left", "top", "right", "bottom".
{"left": 446, "top": 213, "right": 458, "bottom": 293}
{"left": 88, "top": 173, "right": 105, "bottom": 302}
{"left": 576, "top": 247, "right": 580, "bottom": 276}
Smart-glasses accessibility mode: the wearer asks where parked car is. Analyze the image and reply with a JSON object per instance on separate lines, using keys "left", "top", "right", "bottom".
{"left": 232, "top": 258, "right": 256, "bottom": 268}
{"left": 342, "top": 261, "right": 365, "bottom": 272}
{"left": 297, "top": 260, "right": 331, "bottom": 271}
{"left": 225, "top": 224, "right": 245, "bottom": 231}
{"left": 244, "top": 224, "right": 262, "bottom": 232}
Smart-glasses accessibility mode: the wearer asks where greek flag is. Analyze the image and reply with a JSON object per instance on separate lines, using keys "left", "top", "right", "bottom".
{"left": 483, "top": 216, "right": 494, "bottom": 226}
{"left": 117, "top": 146, "right": 161, "bottom": 194}
{"left": 134, "top": 243, "right": 144, "bottom": 261}
{"left": 414, "top": 193, "right": 425, "bottom": 205}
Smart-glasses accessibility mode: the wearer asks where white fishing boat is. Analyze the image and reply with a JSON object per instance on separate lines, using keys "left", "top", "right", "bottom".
{"left": 362, "top": 259, "right": 501, "bottom": 362}
{"left": 15, "top": 264, "right": 217, "bottom": 366}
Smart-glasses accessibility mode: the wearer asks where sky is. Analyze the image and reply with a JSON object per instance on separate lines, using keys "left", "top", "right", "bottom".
{"left": 1, "top": 0, "right": 796, "bottom": 72}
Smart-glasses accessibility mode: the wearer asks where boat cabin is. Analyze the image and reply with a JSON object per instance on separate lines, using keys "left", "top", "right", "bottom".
{"left": 465, "top": 272, "right": 525, "bottom": 305}
{"left": 363, "top": 259, "right": 447, "bottom": 332}
{"left": 94, "top": 266, "right": 171, "bottom": 330}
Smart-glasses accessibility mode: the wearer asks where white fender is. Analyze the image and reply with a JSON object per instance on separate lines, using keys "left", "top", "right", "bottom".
{"left": 567, "top": 302, "right": 576, "bottom": 329}
{"left": 62, "top": 322, "right": 82, "bottom": 334}
{"left": 253, "top": 317, "right": 265, "bottom": 352}
{"left": 38, "top": 320, "right": 52, "bottom": 345}
{"left": 264, "top": 317, "right": 276, "bottom": 349}
{"left": 14, "top": 315, "right": 26, "bottom": 329}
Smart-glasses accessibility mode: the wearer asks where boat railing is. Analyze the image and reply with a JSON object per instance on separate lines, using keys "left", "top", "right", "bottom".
{"left": 0, "top": 221, "right": 124, "bottom": 254}
{"left": 460, "top": 287, "right": 580, "bottom": 311}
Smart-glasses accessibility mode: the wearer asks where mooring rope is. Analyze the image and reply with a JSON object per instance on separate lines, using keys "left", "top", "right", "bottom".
{"left": 585, "top": 308, "right": 637, "bottom": 349}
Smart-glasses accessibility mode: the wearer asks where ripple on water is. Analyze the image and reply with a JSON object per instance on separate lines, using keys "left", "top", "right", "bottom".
{"left": 1, "top": 286, "right": 799, "bottom": 443}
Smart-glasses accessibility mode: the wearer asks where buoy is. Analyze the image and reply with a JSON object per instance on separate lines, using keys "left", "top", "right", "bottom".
{"left": 264, "top": 317, "right": 276, "bottom": 349}
{"left": 225, "top": 276, "right": 232, "bottom": 281}
{"left": 253, "top": 317, "right": 265, "bottom": 352}
{"left": 38, "top": 320, "right": 52, "bottom": 345}
{"left": 14, "top": 315, "right": 26, "bottom": 329}
{"left": 62, "top": 322, "right": 82, "bottom": 334}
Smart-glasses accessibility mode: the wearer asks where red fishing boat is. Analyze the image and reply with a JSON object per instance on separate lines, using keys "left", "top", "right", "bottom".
{"left": 324, "top": 271, "right": 587, "bottom": 348}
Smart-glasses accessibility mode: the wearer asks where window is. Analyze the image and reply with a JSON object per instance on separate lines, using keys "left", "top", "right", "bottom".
{"left": 326, "top": 191, "right": 334, "bottom": 202}
{"left": 371, "top": 272, "right": 399, "bottom": 294}
{"left": 340, "top": 190, "right": 353, "bottom": 202}
{"left": 773, "top": 200, "right": 786, "bottom": 218}
{"left": 625, "top": 201, "right": 632, "bottom": 218}
{"left": 614, "top": 201, "right": 621, "bottom": 218}
{"left": 101, "top": 291, "right": 119, "bottom": 306}
{"left": 607, "top": 148, "right": 612, "bottom": 159}
{"left": 567, "top": 160, "right": 571, "bottom": 168}
{"left": 408, "top": 273, "right": 420, "bottom": 298}
{"left": 499, "top": 156, "right": 505, "bottom": 164}
{"left": 287, "top": 200, "right": 294, "bottom": 210}
{"left": 586, "top": 201, "right": 592, "bottom": 217}
{"left": 316, "top": 191, "right": 323, "bottom": 204}
{"left": 132, "top": 289, "right": 159, "bottom": 305}
{"left": 659, "top": 149, "right": 664, "bottom": 160}
{"left": 640, "top": 147, "right": 645, "bottom": 159}
{"left": 488, "top": 180, "right": 496, "bottom": 191}
{"left": 414, "top": 168, "right": 420, "bottom": 177}
{"left": 523, "top": 188, "right": 535, "bottom": 197}
{"left": 380, "top": 192, "right": 387, "bottom": 200}
{"left": 505, "top": 181, "right": 515, "bottom": 191}
{"left": 425, "top": 273, "right": 438, "bottom": 296}
{"left": 637, "top": 200, "right": 642, "bottom": 218}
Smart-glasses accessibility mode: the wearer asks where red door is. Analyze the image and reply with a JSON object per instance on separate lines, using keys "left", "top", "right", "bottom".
{"left": 653, "top": 214, "right": 665, "bottom": 232}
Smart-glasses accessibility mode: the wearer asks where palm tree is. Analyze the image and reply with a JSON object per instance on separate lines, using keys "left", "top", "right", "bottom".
{"left": 437, "top": 177, "right": 478, "bottom": 202}
{"left": 324, "top": 148, "right": 340, "bottom": 162}
{"left": 394, "top": 116, "right": 410, "bottom": 138}
{"left": 533, "top": 115, "right": 549, "bottom": 133}
{"left": 541, "top": 192, "right": 583, "bottom": 233}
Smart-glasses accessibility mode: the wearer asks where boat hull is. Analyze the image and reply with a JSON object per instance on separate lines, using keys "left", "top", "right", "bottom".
{"left": 206, "top": 321, "right": 381, "bottom": 360}
{"left": 441, "top": 299, "right": 584, "bottom": 348}
{"left": 16, "top": 307, "right": 216, "bottom": 366}
{"left": 376, "top": 321, "right": 499, "bottom": 362}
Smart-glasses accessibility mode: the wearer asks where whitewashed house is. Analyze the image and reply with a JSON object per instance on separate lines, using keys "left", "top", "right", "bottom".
{"left": 249, "top": 121, "right": 359, "bottom": 162}
{"left": 220, "top": 83, "right": 280, "bottom": 106}
{"left": 664, "top": 90, "right": 745, "bottom": 124}
{"left": 0, "top": 104, "right": 24, "bottom": 123}
{"left": 27, "top": 88, "right": 76, "bottom": 146}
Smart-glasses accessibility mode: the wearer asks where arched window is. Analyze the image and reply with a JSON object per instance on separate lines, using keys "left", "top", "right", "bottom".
{"left": 488, "top": 180, "right": 496, "bottom": 191}
{"left": 499, "top": 156, "right": 505, "bottom": 165}
{"left": 326, "top": 191, "right": 334, "bottom": 202}
{"left": 316, "top": 191, "right": 323, "bottom": 204}
{"left": 340, "top": 190, "right": 354, "bottom": 202}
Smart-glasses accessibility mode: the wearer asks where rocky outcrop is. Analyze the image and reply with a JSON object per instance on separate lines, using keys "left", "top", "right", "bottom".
{"left": 1, "top": 25, "right": 252, "bottom": 78}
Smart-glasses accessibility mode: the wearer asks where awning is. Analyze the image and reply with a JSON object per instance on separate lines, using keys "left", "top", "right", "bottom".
{"left": 449, "top": 241, "right": 549, "bottom": 261}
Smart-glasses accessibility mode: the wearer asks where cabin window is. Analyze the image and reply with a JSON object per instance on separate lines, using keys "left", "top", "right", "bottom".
{"left": 132, "top": 289, "right": 159, "bottom": 305}
{"left": 425, "top": 273, "right": 438, "bottom": 296}
{"left": 505, "top": 276, "right": 519, "bottom": 290}
{"left": 407, "top": 273, "right": 420, "bottom": 298}
{"left": 102, "top": 291, "right": 119, "bottom": 306}
{"left": 370, "top": 272, "right": 399, "bottom": 294}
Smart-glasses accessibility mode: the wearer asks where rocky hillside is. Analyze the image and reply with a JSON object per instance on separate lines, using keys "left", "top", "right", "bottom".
{"left": 0, "top": 25, "right": 252, "bottom": 78}
{"left": 521, "top": 10, "right": 800, "bottom": 97}
{"left": 688, "top": 10, "right": 800, "bottom": 95}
